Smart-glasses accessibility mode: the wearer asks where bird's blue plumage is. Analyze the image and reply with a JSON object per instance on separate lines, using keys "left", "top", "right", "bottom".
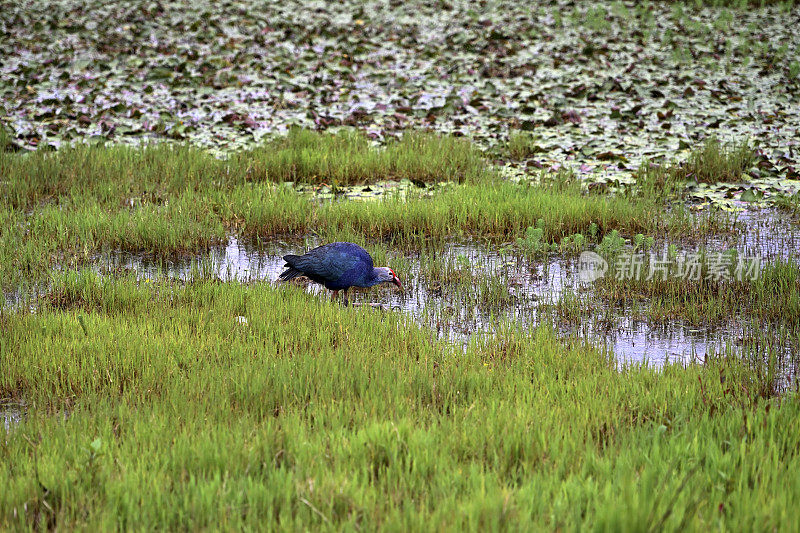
{"left": 279, "top": 242, "right": 381, "bottom": 290}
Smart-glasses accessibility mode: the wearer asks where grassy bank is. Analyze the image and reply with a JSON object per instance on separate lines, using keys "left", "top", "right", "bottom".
{"left": 1, "top": 274, "right": 797, "bottom": 529}
{"left": 0, "top": 130, "right": 488, "bottom": 211}
{"left": 0, "top": 132, "right": 702, "bottom": 287}
{"left": 0, "top": 178, "right": 666, "bottom": 286}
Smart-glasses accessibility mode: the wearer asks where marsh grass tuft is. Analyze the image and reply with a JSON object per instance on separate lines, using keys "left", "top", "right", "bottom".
{"left": 245, "top": 128, "right": 489, "bottom": 185}
{"left": 634, "top": 138, "right": 756, "bottom": 202}
{"left": 506, "top": 132, "right": 547, "bottom": 159}
{"left": 773, "top": 192, "right": 800, "bottom": 214}
{"left": 680, "top": 138, "right": 755, "bottom": 183}
{"left": 0, "top": 129, "right": 488, "bottom": 210}
{"left": 592, "top": 255, "right": 800, "bottom": 326}
{"left": 0, "top": 124, "right": 17, "bottom": 152}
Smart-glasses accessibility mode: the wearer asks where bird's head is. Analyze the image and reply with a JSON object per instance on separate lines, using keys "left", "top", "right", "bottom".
{"left": 376, "top": 267, "right": 403, "bottom": 291}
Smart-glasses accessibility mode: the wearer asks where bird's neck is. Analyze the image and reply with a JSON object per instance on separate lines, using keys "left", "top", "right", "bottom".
{"left": 366, "top": 267, "right": 385, "bottom": 287}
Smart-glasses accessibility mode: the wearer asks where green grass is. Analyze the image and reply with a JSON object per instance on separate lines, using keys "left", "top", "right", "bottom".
{"left": 506, "top": 132, "right": 545, "bottom": 160}
{"left": 633, "top": 161, "right": 685, "bottom": 201}
{"left": 0, "top": 129, "right": 488, "bottom": 211}
{"left": 683, "top": 138, "right": 755, "bottom": 183}
{"left": 549, "top": 253, "right": 800, "bottom": 327}
{"left": 634, "top": 138, "right": 756, "bottom": 200}
{"left": 0, "top": 134, "right": 696, "bottom": 287}
{"left": 246, "top": 128, "right": 489, "bottom": 185}
{"left": 0, "top": 124, "right": 16, "bottom": 152}
{"left": 773, "top": 192, "right": 800, "bottom": 214}
{"left": 0, "top": 179, "right": 664, "bottom": 287}
{"left": 1, "top": 273, "right": 797, "bottom": 530}
{"left": 227, "top": 180, "right": 658, "bottom": 241}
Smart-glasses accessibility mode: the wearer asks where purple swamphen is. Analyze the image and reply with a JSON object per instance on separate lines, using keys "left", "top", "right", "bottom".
{"left": 279, "top": 242, "right": 403, "bottom": 305}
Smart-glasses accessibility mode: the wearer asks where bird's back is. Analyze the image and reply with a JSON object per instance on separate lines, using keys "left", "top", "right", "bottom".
{"left": 281, "top": 242, "right": 373, "bottom": 290}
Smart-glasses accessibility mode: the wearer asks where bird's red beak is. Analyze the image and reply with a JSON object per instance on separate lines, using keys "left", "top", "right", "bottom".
{"left": 393, "top": 276, "right": 403, "bottom": 291}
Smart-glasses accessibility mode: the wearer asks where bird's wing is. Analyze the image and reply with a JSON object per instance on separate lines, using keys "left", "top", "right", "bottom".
{"left": 288, "top": 245, "right": 363, "bottom": 281}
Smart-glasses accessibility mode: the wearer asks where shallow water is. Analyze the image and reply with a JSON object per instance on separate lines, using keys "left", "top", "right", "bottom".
{"left": 3, "top": 207, "right": 797, "bottom": 403}
{"left": 718, "top": 208, "right": 800, "bottom": 260}
{"left": 91, "top": 232, "right": 797, "bottom": 382}
{"left": 1, "top": 404, "right": 24, "bottom": 433}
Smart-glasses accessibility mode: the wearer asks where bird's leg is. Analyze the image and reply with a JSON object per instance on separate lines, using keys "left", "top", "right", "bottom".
{"left": 343, "top": 288, "right": 350, "bottom": 307}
